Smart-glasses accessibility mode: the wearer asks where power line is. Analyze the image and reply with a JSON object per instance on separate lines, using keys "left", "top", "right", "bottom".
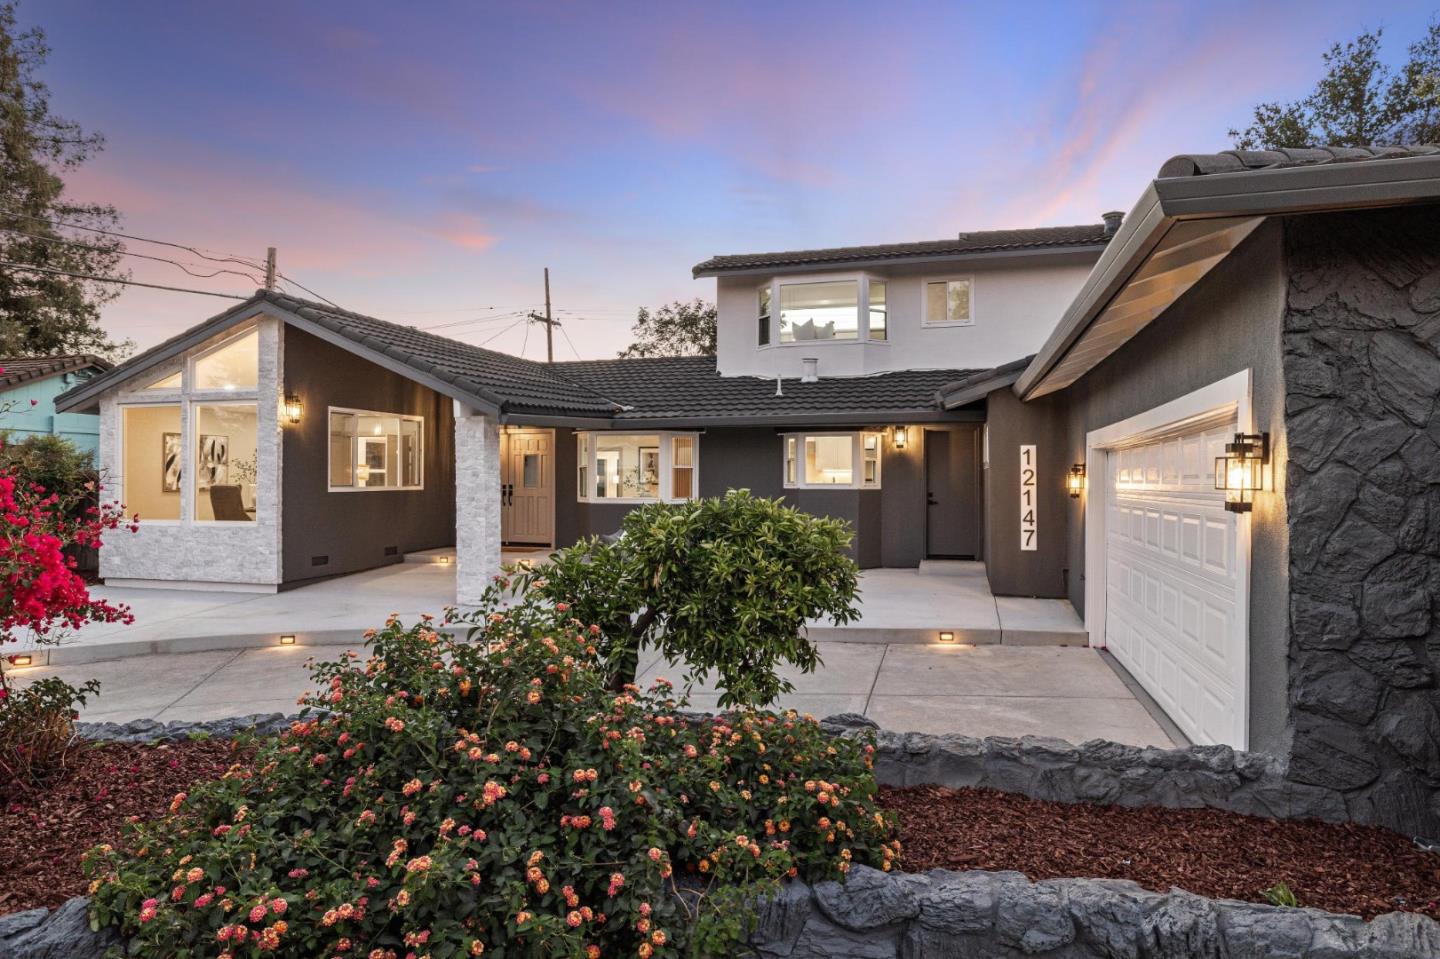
{"left": 519, "top": 314, "right": 532, "bottom": 359}
{"left": 417, "top": 310, "right": 530, "bottom": 332}
{"left": 0, "top": 260, "right": 248, "bottom": 299}
{"left": 558, "top": 322, "right": 585, "bottom": 361}
{"left": 273, "top": 272, "right": 339, "bottom": 308}
{"left": 0, "top": 209, "right": 265, "bottom": 270}
{"left": 0, "top": 225, "right": 266, "bottom": 284}
{"left": 473, "top": 317, "right": 526, "bottom": 348}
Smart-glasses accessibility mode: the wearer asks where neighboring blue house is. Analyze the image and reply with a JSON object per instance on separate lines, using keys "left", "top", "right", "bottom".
{"left": 0, "top": 355, "right": 113, "bottom": 458}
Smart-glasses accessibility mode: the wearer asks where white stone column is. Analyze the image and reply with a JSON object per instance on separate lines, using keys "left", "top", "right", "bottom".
{"left": 454, "top": 403, "right": 501, "bottom": 605}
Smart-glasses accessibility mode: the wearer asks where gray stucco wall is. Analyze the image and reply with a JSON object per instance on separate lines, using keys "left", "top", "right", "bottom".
{"left": 281, "top": 327, "right": 456, "bottom": 584}
{"left": 1281, "top": 205, "right": 1440, "bottom": 837}
{"left": 1044, "top": 220, "right": 1291, "bottom": 755}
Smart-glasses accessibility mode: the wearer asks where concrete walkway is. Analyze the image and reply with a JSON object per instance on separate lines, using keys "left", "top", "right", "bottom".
{"left": 13, "top": 639, "right": 1175, "bottom": 747}
{"left": 15, "top": 559, "right": 1083, "bottom": 666}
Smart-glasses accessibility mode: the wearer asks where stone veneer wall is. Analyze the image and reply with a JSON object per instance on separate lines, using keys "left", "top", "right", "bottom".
{"left": 1282, "top": 206, "right": 1440, "bottom": 838}
{"left": 454, "top": 407, "right": 501, "bottom": 605}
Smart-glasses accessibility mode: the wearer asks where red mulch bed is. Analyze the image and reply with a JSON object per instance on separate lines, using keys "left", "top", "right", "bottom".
{"left": 0, "top": 739, "right": 244, "bottom": 914}
{"left": 882, "top": 784, "right": 1440, "bottom": 920}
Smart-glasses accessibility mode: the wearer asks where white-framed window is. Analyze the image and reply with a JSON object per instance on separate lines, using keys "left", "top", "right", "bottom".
{"left": 117, "top": 324, "right": 264, "bottom": 524}
{"left": 757, "top": 285, "right": 771, "bottom": 346}
{"left": 575, "top": 431, "right": 699, "bottom": 503}
{"left": 328, "top": 407, "right": 424, "bottom": 491}
{"left": 758, "top": 273, "right": 888, "bottom": 345}
{"left": 782, "top": 432, "right": 884, "bottom": 489}
{"left": 924, "top": 277, "right": 974, "bottom": 327}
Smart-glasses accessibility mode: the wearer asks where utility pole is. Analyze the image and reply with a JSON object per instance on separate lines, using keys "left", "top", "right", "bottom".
{"left": 526, "top": 268, "right": 559, "bottom": 362}
{"left": 264, "top": 247, "right": 277, "bottom": 291}
{"left": 543, "top": 267, "right": 554, "bottom": 363}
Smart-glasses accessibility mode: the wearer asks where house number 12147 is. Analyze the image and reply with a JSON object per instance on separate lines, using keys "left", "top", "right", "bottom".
{"left": 1020, "top": 445, "right": 1037, "bottom": 551}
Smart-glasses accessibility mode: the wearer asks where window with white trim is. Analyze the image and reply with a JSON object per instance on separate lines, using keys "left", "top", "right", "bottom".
{"left": 782, "top": 432, "right": 883, "bottom": 489}
{"left": 576, "top": 432, "right": 699, "bottom": 503}
{"left": 328, "top": 408, "right": 424, "bottom": 491}
{"left": 117, "top": 325, "right": 264, "bottom": 524}
{"left": 758, "top": 273, "right": 888, "bottom": 345}
{"left": 925, "top": 277, "right": 974, "bottom": 326}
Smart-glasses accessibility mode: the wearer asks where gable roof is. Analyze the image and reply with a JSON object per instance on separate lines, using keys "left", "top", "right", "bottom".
{"left": 56, "top": 291, "right": 968, "bottom": 425}
{"left": 935, "top": 355, "right": 1033, "bottom": 410}
{"left": 0, "top": 354, "right": 111, "bottom": 391}
{"left": 554, "top": 355, "right": 975, "bottom": 426}
{"left": 692, "top": 224, "right": 1112, "bottom": 277}
{"left": 1015, "top": 144, "right": 1440, "bottom": 400}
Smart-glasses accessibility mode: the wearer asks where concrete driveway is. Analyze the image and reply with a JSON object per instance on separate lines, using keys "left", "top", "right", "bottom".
{"left": 15, "top": 640, "right": 1176, "bottom": 747}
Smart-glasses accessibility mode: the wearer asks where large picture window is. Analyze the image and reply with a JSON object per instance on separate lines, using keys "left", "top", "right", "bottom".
{"left": 117, "top": 323, "right": 265, "bottom": 524}
{"left": 328, "top": 408, "right": 424, "bottom": 491}
{"left": 576, "top": 432, "right": 699, "bottom": 503}
{"left": 782, "top": 432, "right": 883, "bottom": 490}
{"left": 780, "top": 280, "right": 858, "bottom": 342}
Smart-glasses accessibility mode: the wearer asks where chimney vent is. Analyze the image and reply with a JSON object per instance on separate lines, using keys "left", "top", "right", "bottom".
{"left": 1102, "top": 211, "right": 1124, "bottom": 236}
{"left": 774, "top": 374, "right": 784, "bottom": 397}
{"left": 801, "top": 357, "right": 819, "bottom": 383}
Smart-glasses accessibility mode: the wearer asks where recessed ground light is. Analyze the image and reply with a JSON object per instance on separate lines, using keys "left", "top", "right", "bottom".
{"left": 938, "top": 631, "right": 955, "bottom": 643}
{"left": 279, "top": 634, "right": 297, "bottom": 646}
{"left": 439, "top": 556, "right": 450, "bottom": 565}
{"left": 8, "top": 653, "right": 34, "bottom": 667}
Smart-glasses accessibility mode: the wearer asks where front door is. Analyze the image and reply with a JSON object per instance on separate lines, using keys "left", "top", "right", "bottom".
{"left": 501, "top": 429, "right": 554, "bottom": 545}
{"left": 925, "top": 428, "right": 981, "bottom": 559}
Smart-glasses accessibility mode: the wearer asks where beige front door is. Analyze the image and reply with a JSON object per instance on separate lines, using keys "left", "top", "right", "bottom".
{"left": 501, "top": 429, "right": 554, "bottom": 545}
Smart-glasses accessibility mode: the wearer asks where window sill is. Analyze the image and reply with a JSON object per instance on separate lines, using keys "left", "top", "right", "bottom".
{"left": 578, "top": 497, "right": 689, "bottom": 505}
{"left": 922, "top": 320, "right": 976, "bottom": 329}
{"left": 783, "top": 485, "right": 882, "bottom": 492}
{"left": 327, "top": 486, "right": 426, "bottom": 493}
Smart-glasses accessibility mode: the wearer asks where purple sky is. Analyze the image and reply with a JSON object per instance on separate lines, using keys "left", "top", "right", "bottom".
{"left": 25, "top": 1, "right": 1440, "bottom": 358}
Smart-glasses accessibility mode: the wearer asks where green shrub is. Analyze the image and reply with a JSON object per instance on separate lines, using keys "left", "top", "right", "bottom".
{"left": 85, "top": 588, "right": 896, "bottom": 958}
{"left": 511, "top": 489, "right": 861, "bottom": 706}
{"left": 0, "top": 431, "right": 98, "bottom": 519}
{"left": 0, "top": 674, "right": 100, "bottom": 793}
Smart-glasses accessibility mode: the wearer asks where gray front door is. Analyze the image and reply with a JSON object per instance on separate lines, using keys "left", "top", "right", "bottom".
{"left": 925, "top": 429, "right": 981, "bottom": 559}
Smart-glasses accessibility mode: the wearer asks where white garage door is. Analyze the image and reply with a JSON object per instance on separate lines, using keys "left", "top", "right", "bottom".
{"left": 1102, "top": 421, "right": 1248, "bottom": 748}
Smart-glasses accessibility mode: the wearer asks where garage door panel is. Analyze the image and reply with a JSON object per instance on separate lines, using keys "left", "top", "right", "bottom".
{"left": 1104, "top": 421, "right": 1246, "bottom": 748}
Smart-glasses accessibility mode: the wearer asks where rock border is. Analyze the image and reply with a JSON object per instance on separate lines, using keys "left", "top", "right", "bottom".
{"left": 747, "top": 865, "right": 1440, "bottom": 958}
{"left": 819, "top": 714, "right": 1356, "bottom": 824}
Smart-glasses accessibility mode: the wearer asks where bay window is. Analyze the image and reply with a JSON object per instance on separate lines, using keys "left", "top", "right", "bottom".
{"left": 328, "top": 408, "right": 424, "bottom": 491}
{"left": 782, "top": 432, "right": 884, "bottom": 490}
{"left": 760, "top": 273, "right": 888, "bottom": 345}
{"left": 576, "top": 432, "right": 699, "bottom": 503}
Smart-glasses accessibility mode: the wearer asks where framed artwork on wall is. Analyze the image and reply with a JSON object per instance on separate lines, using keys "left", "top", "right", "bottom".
{"left": 198, "top": 434, "right": 230, "bottom": 489}
{"left": 162, "top": 432, "right": 182, "bottom": 492}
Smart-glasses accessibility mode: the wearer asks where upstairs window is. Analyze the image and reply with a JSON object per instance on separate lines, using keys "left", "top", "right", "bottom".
{"left": 780, "top": 280, "right": 859, "bottom": 342}
{"left": 782, "top": 432, "right": 883, "bottom": 489}
{"left": 925, "top": 278, "right": 973, "bottom": 327}
{"left": 869, "top": 281, "right": 887, "bottom": 341}
{"left": 757, "top": 286, "right": 771, "bottom": 346}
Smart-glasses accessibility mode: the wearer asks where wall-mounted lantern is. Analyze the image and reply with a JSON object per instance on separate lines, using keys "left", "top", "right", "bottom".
{"left": 1067, "top": 463, "right": 1086, "bottom": 498}
{"left": 283, "top": 394, "right": 304, "bottom": 425}
{"left": 1214, "top": 432, "right": 1270, "bottom": 513}
{"left": 892, "top": 426, "right": 908, "bottom": 450}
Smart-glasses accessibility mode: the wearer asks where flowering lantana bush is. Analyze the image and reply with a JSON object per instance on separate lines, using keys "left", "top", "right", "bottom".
{"left": 85, "top": 587, "right": 898, "bottom": 957}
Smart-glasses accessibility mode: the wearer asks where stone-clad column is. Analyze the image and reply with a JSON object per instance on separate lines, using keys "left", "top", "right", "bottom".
{"left": 454, "top": 404, "right": 501, "bottom": 606}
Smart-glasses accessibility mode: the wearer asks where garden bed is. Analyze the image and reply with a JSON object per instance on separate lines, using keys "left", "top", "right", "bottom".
{"left": 882, "top": 783, "right": 1440, "bottom": 920}
{"left": 0, "top": 737, "right": 244, "bottom": 913}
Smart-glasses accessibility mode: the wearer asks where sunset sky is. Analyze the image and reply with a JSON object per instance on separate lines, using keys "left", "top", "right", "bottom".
{"left": 26, "top": 0, "right": 1440, "bottom": 358}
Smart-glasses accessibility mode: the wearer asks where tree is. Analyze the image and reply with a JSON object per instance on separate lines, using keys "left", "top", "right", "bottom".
{"left": 509, "top": 490, "right": 862, "bottom": 706}
{"left": 1230, "top": 21, "right": 1440, "bottom": 149}
{"left": 618, "top": 298, "right": 717, "bottom": 358}
{"left": 0, "top": 1, "right": 130, "bottom": 359}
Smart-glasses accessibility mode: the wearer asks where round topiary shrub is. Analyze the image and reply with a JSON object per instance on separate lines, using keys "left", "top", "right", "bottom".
{"left": 84, "top": 593, "right": 897, "bottom": 958}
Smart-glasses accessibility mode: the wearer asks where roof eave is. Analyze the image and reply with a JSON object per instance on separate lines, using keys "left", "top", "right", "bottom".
{"left": 692, "top": 242, "right": 1108, "bottom": 278}
{"left": 1013, "top": 155, "right": 1440, "bottom": 401}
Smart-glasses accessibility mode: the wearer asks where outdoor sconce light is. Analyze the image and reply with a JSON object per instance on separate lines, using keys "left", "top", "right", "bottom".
{"left": 279, "top": 634, "right": 297, "bottom": 646}
{"left": 893, "top": 426, "right": 908, "bottom": 449}
{"left": 1214, "top": 432, "right": 1270, "bottom": 513}
{"left": 938, "top": 631, "right": 956, "bottom": 643}
{"left": 1067, "top": 463, "right": 1086, "bottom": 498}
{"left": 8, "top": 653, "right": 34, "bottom": 667}
{"left": 283, "top": 394, "right": 304, "bottom": 425}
